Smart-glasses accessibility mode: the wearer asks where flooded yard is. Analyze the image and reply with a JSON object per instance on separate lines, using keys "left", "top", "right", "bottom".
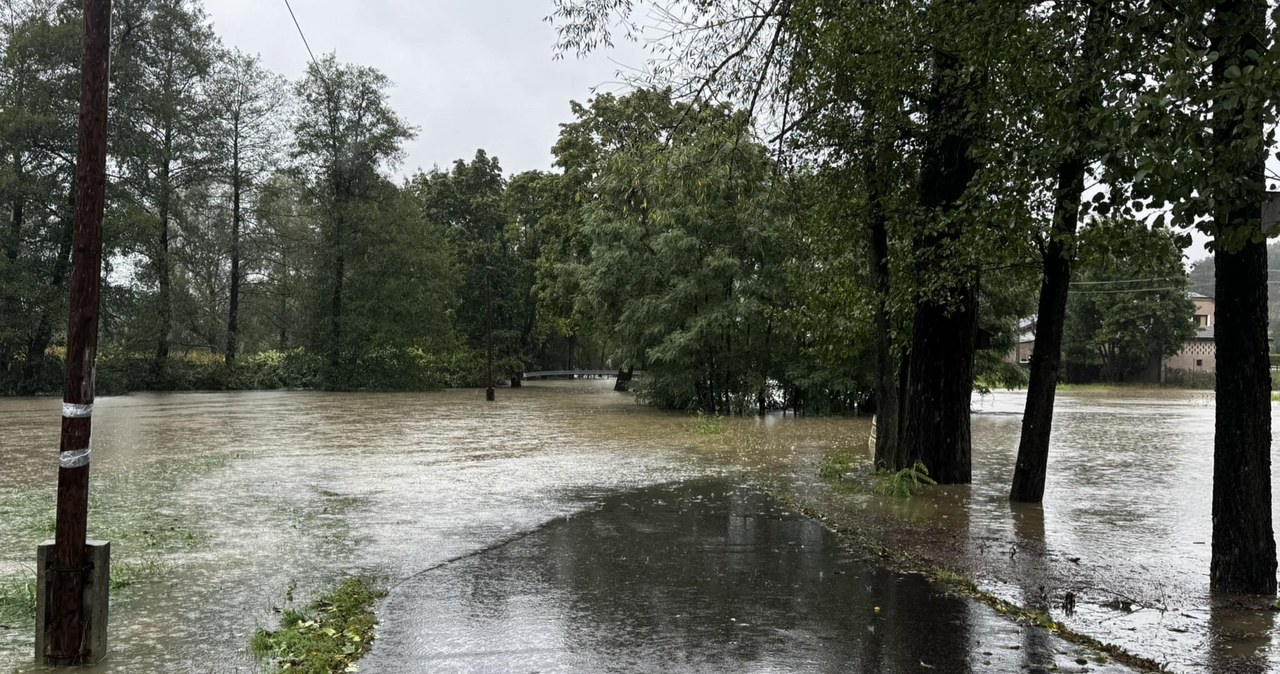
{"left": 0, "top": 382, "right": 1273, "bottom": 672}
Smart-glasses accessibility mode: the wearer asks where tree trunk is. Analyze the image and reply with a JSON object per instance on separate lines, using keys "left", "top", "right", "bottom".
{"left": 153, "top": 129, "right": 173, "bottom": 379}
{"left": 900, "top": 283, "right": 978, "bottom": 484}
{"left": 865, "top": 154, "right": 900, "bottom": 469}
{"left": 1010, "top": 159, "right": 1083, "bottom": 502}
{"left": 225, "top": 130, "right": 241, "bottom": 367}
{"left": 1213, "top": 235, "right": 1275, "bottom": 594}
{"left": 1010, "top": 5, "right": 1107, "bottom": 502}
{"left": 898, "top": 46, "right": 982, "bottom": 484}
{"left": 614, "top": 365, "right": 633, "bottom": 392}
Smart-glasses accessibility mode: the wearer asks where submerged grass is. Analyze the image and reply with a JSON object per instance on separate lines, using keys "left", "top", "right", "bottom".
{"left": 0, "top": 573, "right": 36, "bottom": 629}
{"left": 251, "top": 576, "right": 387, "bottom": 674}
{"left": 0, "top": 454, "right": 226, "bottom": 549}
{"left": 0, "top": 556, "right": 170, "bottom": 630}
{"left": 819, "top": 449, "right": 936, "bottom": 499}
{"left": 0, "top": 454, "right": 227, "bottom": 632}
{"left": 688, "top": 412, "right": 727, "bottom": 435}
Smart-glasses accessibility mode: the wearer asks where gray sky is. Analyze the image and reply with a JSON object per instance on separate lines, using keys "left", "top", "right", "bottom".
{"left": 204, "top": 0, "right": 643, "bottom": 178}
{"left": 204, "top": 1, "right": 1217, "bottom": 265}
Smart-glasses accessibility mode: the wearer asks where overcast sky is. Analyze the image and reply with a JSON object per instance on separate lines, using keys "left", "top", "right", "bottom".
{"left": 201, "top": 1, "right": 1215, "bottom": 265}
{"left": 203, "top": 0, "right": 644, "bottom": 178}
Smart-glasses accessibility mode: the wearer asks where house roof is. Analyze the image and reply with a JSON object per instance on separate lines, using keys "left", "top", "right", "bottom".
{"left": 1188, "top": 291, "right": 1214, "bottom": 301}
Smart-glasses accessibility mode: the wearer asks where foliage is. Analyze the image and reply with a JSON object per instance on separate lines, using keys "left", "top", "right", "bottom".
{"left": 818, "top": 446, "right": 861, "bottom": 480}
{"left": 688, "top": 412, "right": 726, "bottom": 435}
{"left": 251, "top": 576, "right": 387, "bottom": 674}
{"left": 874, "top": 461, "right": 938, "bottom": 498}
{"left": 1063, "top": 218, "right": 1196, "bottom": 383}
{"left": 549, "top": 89, "right": 821, "bottom": 413}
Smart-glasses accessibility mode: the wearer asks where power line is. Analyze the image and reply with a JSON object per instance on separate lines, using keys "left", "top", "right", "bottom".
{"left": 1070, "top": 277, "right": 1181, "bottom": 285}
{"left": 1071, "top": 286, "right": 1186, "bottom": 295}
{"left": 282, "top": 0, "right": 317, "bottom": 65}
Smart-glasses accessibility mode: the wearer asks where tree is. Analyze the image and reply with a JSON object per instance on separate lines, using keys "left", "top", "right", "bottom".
{"left": 1010, "top": 1, "right": 1160, "bottom": 501}
{"left": 292, "top": 53, "right": 413, "bottom": 386}
{"left": 1130, "top": 0, "right": 1277, "bottom": 593}
{"left": 411, "top": 150, "right": 513, "bottom": 386}
{"left": 1062, "top": 218, "right": 1195, "bottom": 383}
{"left": 110, "top": 0, "right": 219, "bottom": 379}
{"left": 551, "top": 90, "right": 789, "bottom": 413}
{"left": 503, "top": 169, "right": 571, "bottom": 376}
{"left": 209, "top": 50, "right": 288, "bottom": 365}
{"left": 0, "top": 0, "right": 80, "bottom": 393}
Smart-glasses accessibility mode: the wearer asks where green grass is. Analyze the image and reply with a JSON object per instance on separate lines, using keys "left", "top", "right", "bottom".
{"left": 251, "top": 576, "right": 387, "bottom": 674}
{"left": 0, "top": 572, "right": 36, "bottom": 629}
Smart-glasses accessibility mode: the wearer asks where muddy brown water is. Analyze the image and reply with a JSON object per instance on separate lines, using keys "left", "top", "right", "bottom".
{"left": 0, "top": 382, "right": 1271, "bottom": 672}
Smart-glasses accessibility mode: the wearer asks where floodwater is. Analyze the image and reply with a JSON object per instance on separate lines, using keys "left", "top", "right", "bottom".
{"left": 0, "top": 382, "right": 1268, "bottom": 672}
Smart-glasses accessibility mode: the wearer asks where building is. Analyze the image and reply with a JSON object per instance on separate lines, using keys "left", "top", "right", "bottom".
{"left": 1008, "top": 318, "right": 1036, "bottom": 365}
{"left": 1006, "top": 292, "right": 1216, "bottom": 379}
{"left": 1161, "top": 292, "right": 1215, "bottom": 376}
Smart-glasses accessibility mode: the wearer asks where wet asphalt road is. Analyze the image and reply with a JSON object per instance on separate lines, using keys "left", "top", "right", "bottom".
{"left": 363, "top": 480, "right": 1132, "bottom": 674}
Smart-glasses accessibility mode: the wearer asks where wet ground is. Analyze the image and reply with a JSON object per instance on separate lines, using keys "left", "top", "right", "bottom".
{"left": 365, "top": 480, "right": 1124, "bottom": 673}
{"left": 0, "top": 382, "right": 1272, "bottom": 672}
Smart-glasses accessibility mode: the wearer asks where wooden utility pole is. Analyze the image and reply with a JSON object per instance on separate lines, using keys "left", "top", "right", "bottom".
{"left": 46, "top": 0, "right": 111, "bottom": 664}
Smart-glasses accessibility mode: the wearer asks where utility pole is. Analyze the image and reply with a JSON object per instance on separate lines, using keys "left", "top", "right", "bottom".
{"left": 485, "top": 261, "right": 495, "bottom": 402}
{"left": 45, "top": 0, "right": 111, "bottom": 664}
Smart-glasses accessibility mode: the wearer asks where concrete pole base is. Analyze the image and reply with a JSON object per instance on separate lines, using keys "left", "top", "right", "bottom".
{"left": 35, "top": 539, "right": 110, "bottom": 665}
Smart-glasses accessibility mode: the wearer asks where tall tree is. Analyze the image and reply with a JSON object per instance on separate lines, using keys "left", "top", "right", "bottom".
{"left": 292, "top": 53, "right": 413, "bottom": 386}
{"left": 209, "top": 50, "right": 287, "bottom": 366}
{"left": 1011, "top": 3, "right": 1114, "bottom": 502}
{"left": 1131, "top": 0, "right": 1277, "bottom": 593}
{"left": 111, "top": 0, "right": 218, "bottom": 379}
{"left": 1202, "top": 0, "right": 1275, "bottom": 594}
{"left": 411, "top": 150, "right": 511, "bottom": 382}
{"left": 0, "top": 0, "right": 80, "bottom": 393}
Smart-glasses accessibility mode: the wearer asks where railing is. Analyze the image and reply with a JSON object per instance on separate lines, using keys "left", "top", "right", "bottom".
{"left": 522, "top": 370, "right": 644, "bottom": 380}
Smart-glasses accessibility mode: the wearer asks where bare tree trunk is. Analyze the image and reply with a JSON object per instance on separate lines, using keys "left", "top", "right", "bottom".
{"left": 225, "top": 130, "right": 241, "bottom": 366}
{"left": 152, "top": 127, "right": 173, "bottom": 379}
{"left": 1009, "top": 159, "right": 1082, "bottom": 501}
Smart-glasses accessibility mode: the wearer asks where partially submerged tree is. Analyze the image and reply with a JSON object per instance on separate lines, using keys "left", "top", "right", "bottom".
{"left": 1128, "top": 0, "right": 1277, "bottom": 594}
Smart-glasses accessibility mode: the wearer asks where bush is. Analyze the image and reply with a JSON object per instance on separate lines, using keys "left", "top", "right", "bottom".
{"left": 1163, "top": 368, "right": 1215, "bottom": 390}
{"left": 10, "top": 346, "right": 474, "bottom": 395}
{"left": 251, "top": 576, "right": 386, "bottom": 674}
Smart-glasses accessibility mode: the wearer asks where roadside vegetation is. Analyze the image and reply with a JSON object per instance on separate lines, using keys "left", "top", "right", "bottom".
{"left": 251, "top": 577, "right": 386, "bottom": 674}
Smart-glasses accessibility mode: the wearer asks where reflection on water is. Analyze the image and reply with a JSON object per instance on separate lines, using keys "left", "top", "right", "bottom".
{"left": 363, "top": 480, "right": 1124, "bottom": 673}
{"left": 0, "top": 383, "right": 1272, "bottom": 671}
